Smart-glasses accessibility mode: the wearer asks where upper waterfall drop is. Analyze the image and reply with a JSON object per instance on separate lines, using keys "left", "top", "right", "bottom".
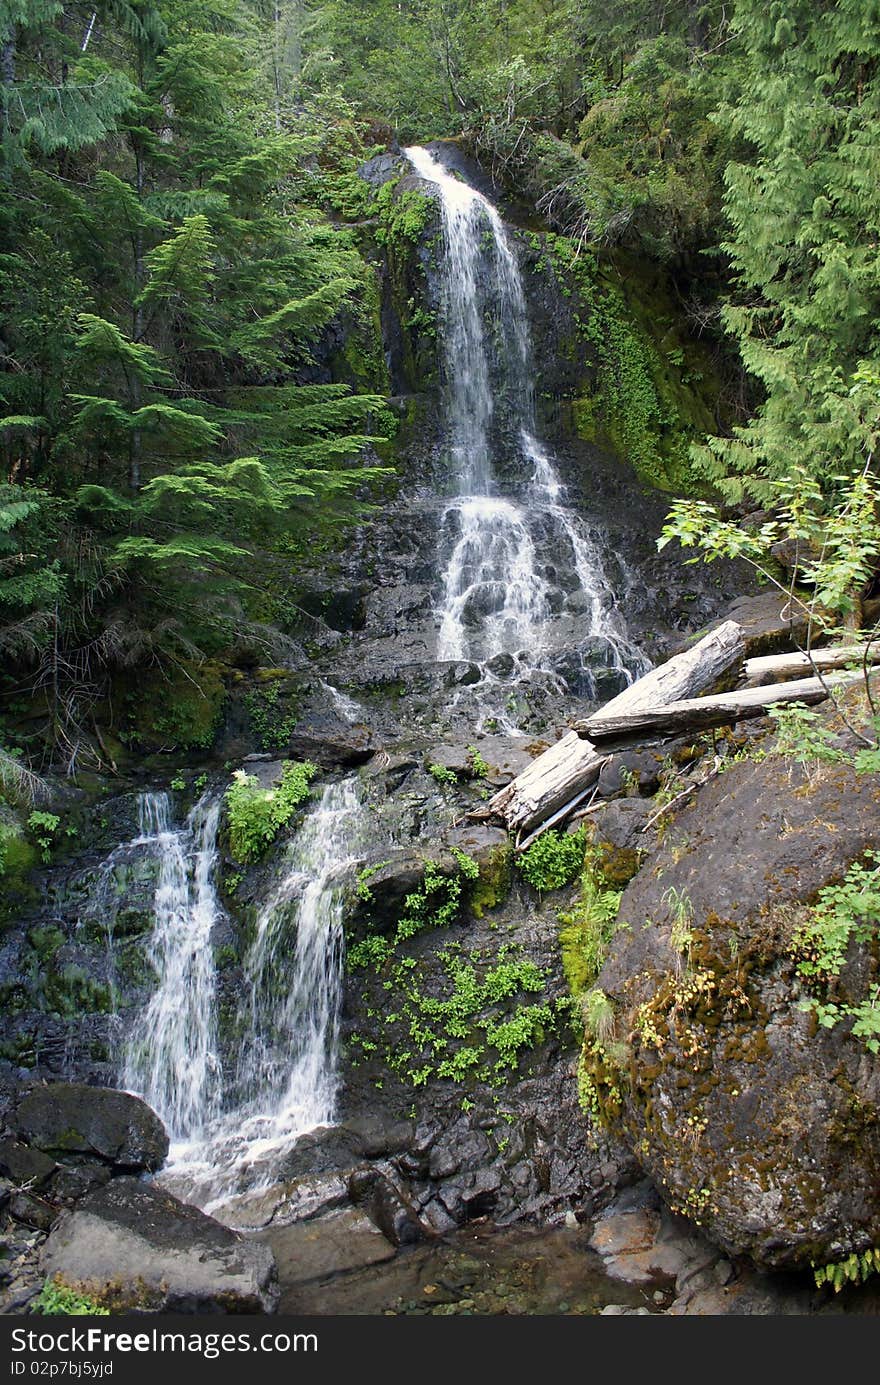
{"left": 404, "top": 144, "right": 649, "bottom": 708}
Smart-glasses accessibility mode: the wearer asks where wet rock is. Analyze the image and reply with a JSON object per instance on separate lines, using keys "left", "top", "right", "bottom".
{"left": 339, "top": 1112, "right": 415, "bottom": 1159}
{"left": 705, "top": 591, "right": 810, "bottom": 658}
{"left": 41, "top": 1178, "right": 279, "bottom": 1313}
{"left": 357, "top": 151, "right": 408, "bottom": 189}
{"left": 0, "top": 1139, "right": 57, "bottom": 1192}
{"left": 426, "top": 737, "right": 533, "bottom": 786}
{"left": 8, "top": 1194, "right": 55, "bottom": 1232}
{"left": 428, "top": 1120, "right": 491, "bottom": 1181}
{"left": 589, "top": 799, "right": 655, "bottom": 853}
{"left": 15, "top": 1084, "right": 168, "bottom": 1173}
{"left": 443, "top": 663, "right": 482, "bottom": 687}
{"left": 592, "top": 707, "right": 880, "bottom": 1271}
{"left": 597, "top": 750, "right": 663, "bottom": 798}
{"left": 265, "top": 1207, "right": 396, "bottom": 1289}
{"left": 589, "top": 1183, "right": 718, "bottom": 1287}
{"left": 287, "top": 714, "right": 374, "bottom": 768}
{"left": 219, "top": 1173, "right": 350, "bottom": 1232}
{"left": 346, "top": 850, "right": 432, "bottom": 936}
{"left": 445, "top": 823, "right": 509, "bottom": 866}
{"left": 275, "top": 1126, "right": 365, "bottom": 1178}
{"left": 348, "top": 1166, "right": 426, "bottom": 1246}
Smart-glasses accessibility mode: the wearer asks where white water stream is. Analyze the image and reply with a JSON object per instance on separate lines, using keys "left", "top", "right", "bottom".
{"left": 119, "top": 779, "right": 367, "bottom": 1214}
{"left": 115, "top": 151, "right": 649, "bottom": 1216}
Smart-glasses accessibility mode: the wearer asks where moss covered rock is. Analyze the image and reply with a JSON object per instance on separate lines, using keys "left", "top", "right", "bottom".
{"left": 587, "top": 700, "right": 880, "bottom": 1273}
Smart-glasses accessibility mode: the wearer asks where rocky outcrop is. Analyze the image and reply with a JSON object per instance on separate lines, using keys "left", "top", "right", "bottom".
{"left": 586, "top": 694, "right": 880, "bottom": 1271}
{"left": 41, "top": 1178, "right": 279, "bottom": 1313}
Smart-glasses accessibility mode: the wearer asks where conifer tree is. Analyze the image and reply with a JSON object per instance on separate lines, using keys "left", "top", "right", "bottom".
{"left": 695, "top": 0, "right": 880, "bottom": 503}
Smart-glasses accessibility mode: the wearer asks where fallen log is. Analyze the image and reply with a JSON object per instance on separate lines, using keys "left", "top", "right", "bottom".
{"left": 574, "top": 619, "right": 745, "bottom": 738}
{"left": 485, "top": 731, "right": 609, "bottom": 840}
{"left": 490, "top": 621, "right": 745, "bottom": 839}
{"left": 744, "top": 643, "right": 880, "bottom": 686}
{"left": 578, "top": 669, "right": 867, "bottom": 742}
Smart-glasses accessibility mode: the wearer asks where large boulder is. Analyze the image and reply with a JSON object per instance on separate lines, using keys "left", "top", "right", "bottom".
{"left": 41, "top": 1178, "right": 279, "bottom": 1313}
{"left": 586, "top": 704, "right": 880, "bottom": 1271}
{"left": 15, "top": 1084, "right": 168, "bottom": 1172}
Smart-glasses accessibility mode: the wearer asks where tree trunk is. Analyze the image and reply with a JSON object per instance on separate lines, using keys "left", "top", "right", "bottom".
{"left": 489, "top": 621, "right": 745, "bottom": 838}
{"left": 575, "top": 619, "right": 745, "bottom": 739}
{"left": 486, "top": 731, "right": 609, "bottom": 840}
{"left": 744, "top": 644, "right": 880, "bottom": 685}
{"left": 581, "top": 670, "right": 867, "bottom": 741}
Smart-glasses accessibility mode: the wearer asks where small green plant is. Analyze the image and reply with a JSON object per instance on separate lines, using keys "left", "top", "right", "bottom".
{"left": 770, "top": 701, "right": 848, "bottom": 779}
{"left": 793, "top": 852, "right": 880, "bottom": 1053}
{"left": 355, "top": 860, "right": 390, "bottom": 903}
{"left": 557, "top": 859, "right": 622, "bottom": 995}
{"left": 519, "top": 826, "right": 587, "bottom": 894}
{"left": 27, "top": 811, "right": 60, "bottom": 863}
{"left": 664, "top": 885, "right": 694, "bottom": 963}
{"left": 170, "top": 775, "right": 186, "bottom": 791}
{"left": 467, "top": 745, "right": 490, "bottom": 778}
{"left": 581, "top": 987, "right": 614, "bottom": 1044}
{"left": 33, "top": 1276, "right": 110, "bottom": 1315}
{"left": 428, "top": 762, "right": 458, "bottom": 785}
{"left": 224, "top": 760, "right": 317, "bottom": 864}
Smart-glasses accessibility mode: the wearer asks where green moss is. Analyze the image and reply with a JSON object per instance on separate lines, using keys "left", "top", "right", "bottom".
{"left": 124, "top": 660, "right": 226, "bottom": 752}
{"left": 27, "top": 925, "right": 65, "bottom": 963}
{"left": 43, "top": 965, "right": 113, "bottom": 1017}
{"left": 468, "top": 841, "right": 513, "bottom": 918}
{"left": 546, "top": 234, "right": 718, "bottom": 493}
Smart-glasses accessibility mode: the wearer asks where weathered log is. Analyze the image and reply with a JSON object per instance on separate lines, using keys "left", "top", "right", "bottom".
{"left": 490, "top": 621, "right": 745, "bottom": 838}
{"left": 486, "top": 731, "right": 609, "bottom": 839}
{"left": 744, "top": 644, "right": 880, "bottom": 686}
{"left": 574, "top": 619, "right": 745, "bottom": 739}
{"left": 579, "top": 670, "right": 867, "bottom": 741}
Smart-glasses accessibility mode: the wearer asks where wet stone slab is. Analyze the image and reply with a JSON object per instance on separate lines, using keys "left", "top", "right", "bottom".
{"left": 262, "top": 1206, "right": 397, "bottom": 1289}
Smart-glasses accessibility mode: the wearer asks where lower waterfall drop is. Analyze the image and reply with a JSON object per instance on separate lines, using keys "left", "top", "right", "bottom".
{"left": 121, "top": 792, "right": 223, "bottom": 1141}
{"left": 158, "top": 776, "right": 367, "bottom": 1216}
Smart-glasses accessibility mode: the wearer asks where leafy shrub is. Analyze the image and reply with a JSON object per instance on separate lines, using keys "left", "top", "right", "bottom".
{"left": 224, "top": 760, "right": 317, "bottom": 864}
{"left": 518, "top": 826, "right": 587, "bottom": 893}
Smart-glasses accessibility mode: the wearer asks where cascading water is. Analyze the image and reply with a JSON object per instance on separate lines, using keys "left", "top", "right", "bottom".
{"left": 156, "top": 776, "right": 367, "bottom": 1215}
{"left": 120, "top": 792, "right": 222, "bottom": 1140}
{"left": 405, "top": 145, "right": 649, "bottom": 720}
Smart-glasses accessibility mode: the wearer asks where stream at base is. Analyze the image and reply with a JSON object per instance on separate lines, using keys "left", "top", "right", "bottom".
{"left": 272, "top": 1221, "right": 656, "bottom": 1316}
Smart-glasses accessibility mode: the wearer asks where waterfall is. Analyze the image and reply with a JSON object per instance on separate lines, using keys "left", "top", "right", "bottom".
{"left": 405, "top": 145, "right": 649, "bottom": 715}
{"left": 157, "top": 776, "right": 367, "bottom": 1214}
{"left": 121, "top": 792, "right": 222, "bottom": 1140}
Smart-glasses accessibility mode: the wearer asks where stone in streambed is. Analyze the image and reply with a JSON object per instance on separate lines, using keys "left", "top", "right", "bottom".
{"left": 218, "top": 1172, "right": 351, "bottom": 1232}
{"left": 425, "top": 736, "right": 534, "bottom": 787}
{"left": 41, "top": 1178, "right": 279, "bottom": 1313}
{"left": 263, "top": 1206, "right": 396, "bottom": 1286}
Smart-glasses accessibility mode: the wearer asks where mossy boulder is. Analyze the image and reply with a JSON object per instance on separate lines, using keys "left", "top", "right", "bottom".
{"left": 588, "top": 703, "right": 880, "bottom": 1272}
{"left": 16, "top": 1083, "right": 169, "bottom": 1172}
